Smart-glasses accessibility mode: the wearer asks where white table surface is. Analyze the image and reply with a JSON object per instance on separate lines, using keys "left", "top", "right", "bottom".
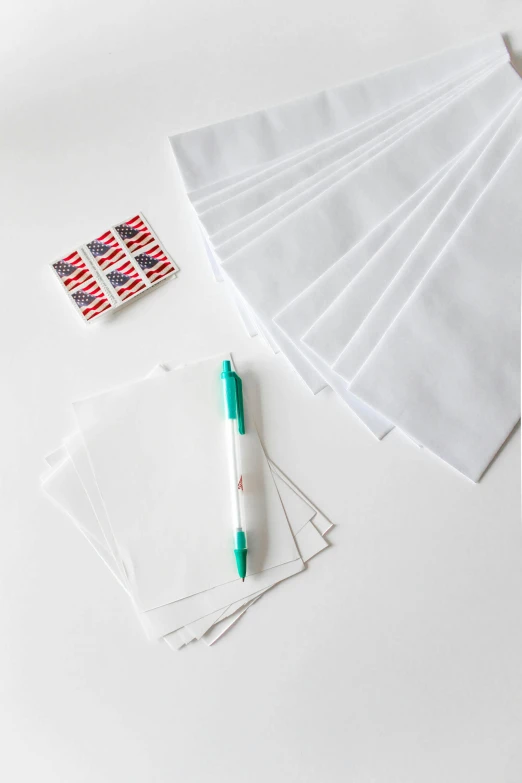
{"left": 1, "top": 2, "right": 521, "bottom": 781}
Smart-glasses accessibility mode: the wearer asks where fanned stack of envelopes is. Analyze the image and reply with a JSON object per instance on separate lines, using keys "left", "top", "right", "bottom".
{"left": 42, "top": 355, "right": 332, "bottom": 650}
{"left": 170, "top": 34, "right": 522, "bottom": 482}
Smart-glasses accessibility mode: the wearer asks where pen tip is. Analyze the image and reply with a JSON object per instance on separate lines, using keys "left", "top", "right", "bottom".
{"left": 242, "top": 577, "right": 245, "bottom": 582}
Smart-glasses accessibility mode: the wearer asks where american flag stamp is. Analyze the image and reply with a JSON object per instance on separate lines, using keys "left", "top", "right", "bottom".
{"left": 50, "top": 213, "right": 178, "bottom": 324}
{"left": 71, "top": 280, "right": 112, "bottom": 321}
{"left": 52, "top": 251, "right": 92, "bottom": 293}
{"left": 134, "top": 243, "right": 178, "bottom": 284}
{"left": 86, "top": 231, "right": 127, "bottom": 271}
{"left": 105, "top": 259, "right": 147, "bottom": 302}
{"left": 114, "top": 215, "right": 155, "bottom": 252}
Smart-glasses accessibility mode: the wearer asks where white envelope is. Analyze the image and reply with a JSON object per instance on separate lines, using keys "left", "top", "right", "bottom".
{"left": 191, "top": 51, "right": 505, "bottom": 213}
{"left": 335, "top": 96, "right": 522, "bottom": 383}
{"left": 271, "top": 164, "right": 452, "bottom": 439}
{"left": 171, "top": 35, "right": 507, "bottom": 193}
{"left": 349, "top": 137, "right": 522, "bottom": 481}
{"left": 214, "top": 64, "right": 516, "bottom": 268}
{"left": 208, "top": 65, "right": 493, "bottom": 363}
{"left": 194, "top": 65, "right": 488, "bottom": 340}
{"left": 193, "top": 49, "right": 503, "bottom": 293}
{"left": 274, "top": 165, "right": 444, "bottom": 357}
{"left": 220, "top": 65, "right": 519, "bottom": 318}
{"left": 301, "top": 95, "right": 522, "bottom": 366}
{"left": 218, "top": 66, "right": 521, "bottom": 427}
{"left": 199, "top": 57, "right": 502, "bottom": 242}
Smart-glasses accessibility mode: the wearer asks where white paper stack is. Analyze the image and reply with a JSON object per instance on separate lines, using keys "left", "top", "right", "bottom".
{"left": 169, "top": 34, "right": 522, "bottom": 481}
{"left": 41, "top": 355, "right": 333, "bottom": 650}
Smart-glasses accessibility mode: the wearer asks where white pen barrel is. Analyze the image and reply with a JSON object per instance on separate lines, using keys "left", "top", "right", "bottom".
{"left": 226, "top": 417, "right": 242, "bottom": 531}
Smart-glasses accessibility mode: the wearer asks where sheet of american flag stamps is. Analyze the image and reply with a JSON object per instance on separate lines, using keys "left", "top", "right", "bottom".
{"left": 51, "top": 213, "right": 178, "bottom": 323}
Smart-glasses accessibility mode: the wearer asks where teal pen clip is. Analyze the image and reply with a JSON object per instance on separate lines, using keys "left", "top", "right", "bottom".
{"left": 221, "top": 360, "right": 247, "bottom": 580}
{"left": 221, "top": 360, "right": 245, "bottom": 434}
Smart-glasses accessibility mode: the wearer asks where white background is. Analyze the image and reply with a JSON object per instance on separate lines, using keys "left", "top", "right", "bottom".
{"left": 1, "top": 2, "right": 521, "bottom": 781}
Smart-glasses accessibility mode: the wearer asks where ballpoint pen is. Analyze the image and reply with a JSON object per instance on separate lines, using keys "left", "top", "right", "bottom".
{"left": 221, "top": 360, "right": 247, "bottom": 581}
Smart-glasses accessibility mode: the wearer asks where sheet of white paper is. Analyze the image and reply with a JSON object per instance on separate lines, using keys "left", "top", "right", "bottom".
{"left": 350, "top": 137, "right": 522, "bottom": 481}
{"left": 310, "top": 512, "right": 332, "bottom": 538}
{"left": 295, "top": 522, "right": 329, "bottom": 562}
{"left": 46, "top": 444, "right": 328, "bottom": 539}
{"left": 334, "top": 96, "right": 522, "bottom": 382}
{"left": 41, "top": 460, "right": 129, "bottom": 593}
{"left": 45, "top": 449, "right": 296, "bottom": 649}
{"left": 199, "top": 523, "right": 330, "bottom": 648}
{"left": 65, "top": 431, "right": 126, "bottom": 580}
{"left": 154, "top": 359, "right": 332, "bottom": 643}
{"left": 41, "top": 452, "right": 219, "bottom": 648}
{"left": 272, "top": 472, "right": 317, "bottom": 535}
{"left": 44, "top": 447, "right": 67, "bottom": 469}
{"left": 177, "top": 607, "right": 230, "bottom": 642}
{"left": 201, "top": 596, "right": 262, "bottom": 647}
{"left": 44, "top": 357, "right": 331, "bottom": 645}
{"left": 42, "top": 455, "right": 106, "bottom": 548}
{"left": 148, "top": 366, "right": 329, "bottom": 643}
{"left": 160, "top": 517, "right": 326, "bottom": 646}
{"left": 150, "top": 361, "right": 332, "bottom": 643}
{"left": 184, "top": 523, "right": 329, "bottom": 649}
{"left": 163, "top": 630, "right": 187, "bottom": 651}
{"left": 212, "top": 592, "right": 264, "bottom": 625}
{"left": 73, "top": 356, "right": 301, "bottom": 611}
{"left": 301, "top": 95, "right": 522, "bottom": 366}
{"left": 64, "top": 393, "right": 306, "bottom": 639}
{"left": 154, "top": 352, "right": 325, "bottom": 534}
{"left": 268, "top": 462, "right": 333, "bottom": 535}
{"left": 177, "top": 626, "right": 196, "bottom": 645}
{"left": 170, "top": 35, "right": 507, "bottom": 192}
{"left": 42, "top": 446, "right": 325, "bottom": 644}
{"left": 44, "top": 454, "right": 327, "bottom": 646}
{"left": 181, "top": 516, "right": 330, "bottom": 647}
{"left": 181, "top": 502, "right": 329, "bottom": 643}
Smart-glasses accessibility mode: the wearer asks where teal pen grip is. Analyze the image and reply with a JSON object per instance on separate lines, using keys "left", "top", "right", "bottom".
{"left": 234, "top": 529, "right": 248, "bottom": 580}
